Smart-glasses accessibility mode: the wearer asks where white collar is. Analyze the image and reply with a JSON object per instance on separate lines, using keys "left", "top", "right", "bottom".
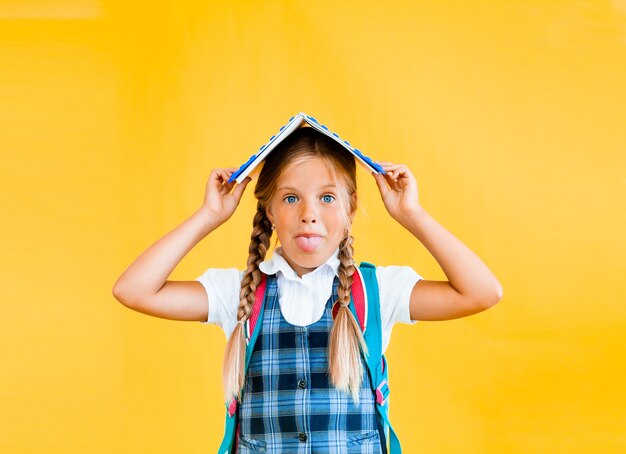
{"left": 259, "top": 246, "right": 340, "bottom": 281}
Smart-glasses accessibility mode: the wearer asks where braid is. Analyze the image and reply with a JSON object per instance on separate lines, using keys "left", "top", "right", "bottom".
{"left": 336, "top": 234, "right": 355, "bottom": 306}
{"left": 238, "top": 205, "right": 272, "bottom": 321}
{"left": 222, "top": 201, "right": 272, "bottom": 405}
{"left": 328, "top": 233, "right": 368, "bottom": 404}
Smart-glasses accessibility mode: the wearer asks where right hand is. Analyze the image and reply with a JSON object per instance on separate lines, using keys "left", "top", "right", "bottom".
{"left": 200, "top": 167, "right": 252, "bottom": 223}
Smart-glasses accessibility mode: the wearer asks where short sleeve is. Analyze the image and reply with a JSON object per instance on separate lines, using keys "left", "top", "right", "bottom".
{"left": 195, "top": 268, "right": 245, "bottom": 339}
{"left": 376, "top": 265, "right": 423, "bottom": 354}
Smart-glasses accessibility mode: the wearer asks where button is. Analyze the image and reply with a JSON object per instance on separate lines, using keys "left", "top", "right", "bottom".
{"left": 297, "top": 379, "right": 308, "bottom": 389}
{"left": 299, "top": 432, "right": 307, "bottom": 442}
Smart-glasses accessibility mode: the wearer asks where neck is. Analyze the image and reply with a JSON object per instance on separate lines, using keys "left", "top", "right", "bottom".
{"left": 282, "top": 255, "right": 317, "bottom": 278}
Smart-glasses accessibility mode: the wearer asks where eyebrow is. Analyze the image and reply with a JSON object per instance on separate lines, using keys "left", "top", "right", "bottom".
{"left": 277, "top": 184, "right": 337, "bottom": 191}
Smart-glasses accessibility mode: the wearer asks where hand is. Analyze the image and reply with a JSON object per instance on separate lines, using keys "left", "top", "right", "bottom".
{"left": 372, "top": 162, "right": 422, "bottom": 223}
{"left": 200, "top": 168, "right": 252, "bottom": 224}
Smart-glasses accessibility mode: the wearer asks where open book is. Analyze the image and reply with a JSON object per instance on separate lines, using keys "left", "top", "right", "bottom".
{"left": 228, "top": 112, "right": 386, "bottom": 184}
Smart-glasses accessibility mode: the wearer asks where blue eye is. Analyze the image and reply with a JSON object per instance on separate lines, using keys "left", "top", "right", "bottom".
{"left": 284, "top": 195, "right": 298, "bottom": 203}
{"left": 322, "top": 194, "right": 335, "bottom": 203}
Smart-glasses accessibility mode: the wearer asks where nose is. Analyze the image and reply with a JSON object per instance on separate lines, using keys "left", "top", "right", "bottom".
{"left": 299, "top": 199, "right": 317, "bottom": 223}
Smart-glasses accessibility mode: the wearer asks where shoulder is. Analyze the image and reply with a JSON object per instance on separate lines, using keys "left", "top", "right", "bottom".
{"left": 371, "top": 264, "right": 423, "bottom": 287}
{"left": 360, "top": 263, "right": 423, "bottom": 352}
{"left": 194, "top": 267, "right": 246, "bottom": 299}
{"left": 194, "top": 267, "right": 247, "bottom": 334}
{"left": 368, "top": 263, "right": 423, "bottom": 321}
{"left": 195, "top": 267, "right": 245, "bottom": 283}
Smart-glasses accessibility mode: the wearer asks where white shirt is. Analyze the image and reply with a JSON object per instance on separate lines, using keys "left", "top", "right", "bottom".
{"left": 195, "top": 247, "right": 422, "bottom": 354}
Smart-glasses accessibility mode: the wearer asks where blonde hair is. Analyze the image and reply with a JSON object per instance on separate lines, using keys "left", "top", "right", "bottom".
{"left": 222, "top": 126, "right": 368, "bottom": 405}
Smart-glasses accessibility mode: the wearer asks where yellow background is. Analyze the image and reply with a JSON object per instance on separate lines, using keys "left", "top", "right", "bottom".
{"left": 1, "top": 1, "right": 625, "bottom": 452}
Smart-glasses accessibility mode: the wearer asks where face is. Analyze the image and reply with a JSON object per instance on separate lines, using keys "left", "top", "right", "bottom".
{"left": 266, "top": 156, "right": 355, "bottom": 278}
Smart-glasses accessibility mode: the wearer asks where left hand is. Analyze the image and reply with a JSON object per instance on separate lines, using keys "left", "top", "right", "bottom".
{"left": 372, "top": 162, "right": 422, "bottom": 223}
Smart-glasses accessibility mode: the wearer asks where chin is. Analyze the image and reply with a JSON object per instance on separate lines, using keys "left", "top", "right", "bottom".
{"left": 288, "top": 247, "right": 326, "bottom": 264}
{"left": 301, "top": 255, "right": 324, "bottom": 264}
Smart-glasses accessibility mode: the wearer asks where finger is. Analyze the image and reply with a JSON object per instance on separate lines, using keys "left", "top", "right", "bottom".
{"left": 221, "top": 173, "right": 236, "bottom": 189}
{"left": 209, "top": 170, "right": 226, "bottom": 189}
{"left": 383, "top": 173, "right": 400, "bottom": 190}
{"left": 220, "top": 181, "right": 235, "bottom": 195}
{"left": 385, "top": 175, "right": 398, "bottom": 186}
{"left": 379, "top": 165, "right": 403, "bottom": 180}
{"left": 380, "top": 163, "right": 407, "bottom": 173}
{"left": 388, "top": 167, "right": 417, "bottom": 191}
{"left": 372, "top": 171, "right": 390, "bottom": 197}
{"left": 213, "top": 168, "right": 235, "bottom": 176}
{"left": 217, "top": 170, "right": 234, "bottom": 193}
{"left": 376, "top": 162, "right": 394, "bottom": 173}
{"left": 382, "top": 168, "right": 400, "bottom": 181}
{"left": 231, "top": 176, "right": 251, "bottom": 200}
{"left": 385, "top": 170, "right": 408, "bottom": 190}
{"left": 384, "top": 165, "right": 410, "bottom": 181}
{"left": 213, "top": 169, "right": 228, "bottom": 181}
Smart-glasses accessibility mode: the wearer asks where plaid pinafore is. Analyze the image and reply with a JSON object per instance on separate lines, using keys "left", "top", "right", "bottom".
{"left": 236, "top": 273, "right": 385, "bottom": 453}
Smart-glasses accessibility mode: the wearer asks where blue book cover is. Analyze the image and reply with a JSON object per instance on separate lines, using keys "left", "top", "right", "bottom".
{"left": 228, "top": 112, "right": 386, "bottom": 183}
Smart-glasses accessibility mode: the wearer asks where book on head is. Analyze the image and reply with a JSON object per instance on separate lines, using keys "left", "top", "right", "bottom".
{"left": 228, "top": 112, "right": 386, "bottom": 184}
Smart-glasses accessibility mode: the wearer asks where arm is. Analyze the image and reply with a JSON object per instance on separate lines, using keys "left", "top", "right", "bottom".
{"left": 400, "top": 207, "right": 502, "bottom": 320}
{"left": 112, "top": 168, "right": 251, "bottom": 321}
{"left": 372, "top": 163, "right": 503, "bottom": 321}
{"left": 113, "top": 210, "right": 219, "bottom": 320}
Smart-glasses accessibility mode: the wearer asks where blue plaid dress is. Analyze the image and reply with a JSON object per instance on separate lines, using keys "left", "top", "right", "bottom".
{"left": 237, "top": 273, "right": 385, "bottom": 453}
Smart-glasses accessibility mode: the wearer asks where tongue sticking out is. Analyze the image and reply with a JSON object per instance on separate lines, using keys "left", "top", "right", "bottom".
{"left": 295, "top": 236, "right": 323, "bottom": 252}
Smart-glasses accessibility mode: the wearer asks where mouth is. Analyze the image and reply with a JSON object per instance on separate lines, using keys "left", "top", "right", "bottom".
{"left": 294, "top": 234, "right": 323, "bottom": 252}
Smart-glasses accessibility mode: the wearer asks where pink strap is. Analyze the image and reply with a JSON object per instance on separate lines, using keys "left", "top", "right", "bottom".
{"left": 375, "top": 379, "right": 388, "bottom": 405}
{"left": 247, "top": 274, "right": 267, "bottom": 339}
{"left": 352, "top": 269, "right": 366, "bottom": 331}
{"left": 227, "top": 398, "right": 237, "bottom": 417}
{"left": 333, "top": 269, "right": 366, "bottom": 332}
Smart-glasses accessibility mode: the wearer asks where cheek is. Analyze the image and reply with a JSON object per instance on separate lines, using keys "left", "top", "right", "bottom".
{"left": 276, "top": 211, "right": 291, "bottom": 226}
{"left": 327, "top": 212, "right": 347, "bottom": 230}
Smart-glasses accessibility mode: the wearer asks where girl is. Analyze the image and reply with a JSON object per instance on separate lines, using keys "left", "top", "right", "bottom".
{"left": 113, "top": 126, "right": 503, "bottom": 453}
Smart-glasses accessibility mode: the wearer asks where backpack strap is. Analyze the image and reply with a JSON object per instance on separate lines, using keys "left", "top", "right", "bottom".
{"left": 331, "top": 267, "right": 367, "bottom": 332}
{"left": 219, "top": 273, "right": 268, "bottom": 454}
{"left": 358, "top": 261, "right": 402, "bottom": 454}
{"left": 245, "top": 274, "right": 267, "bottom": 343}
